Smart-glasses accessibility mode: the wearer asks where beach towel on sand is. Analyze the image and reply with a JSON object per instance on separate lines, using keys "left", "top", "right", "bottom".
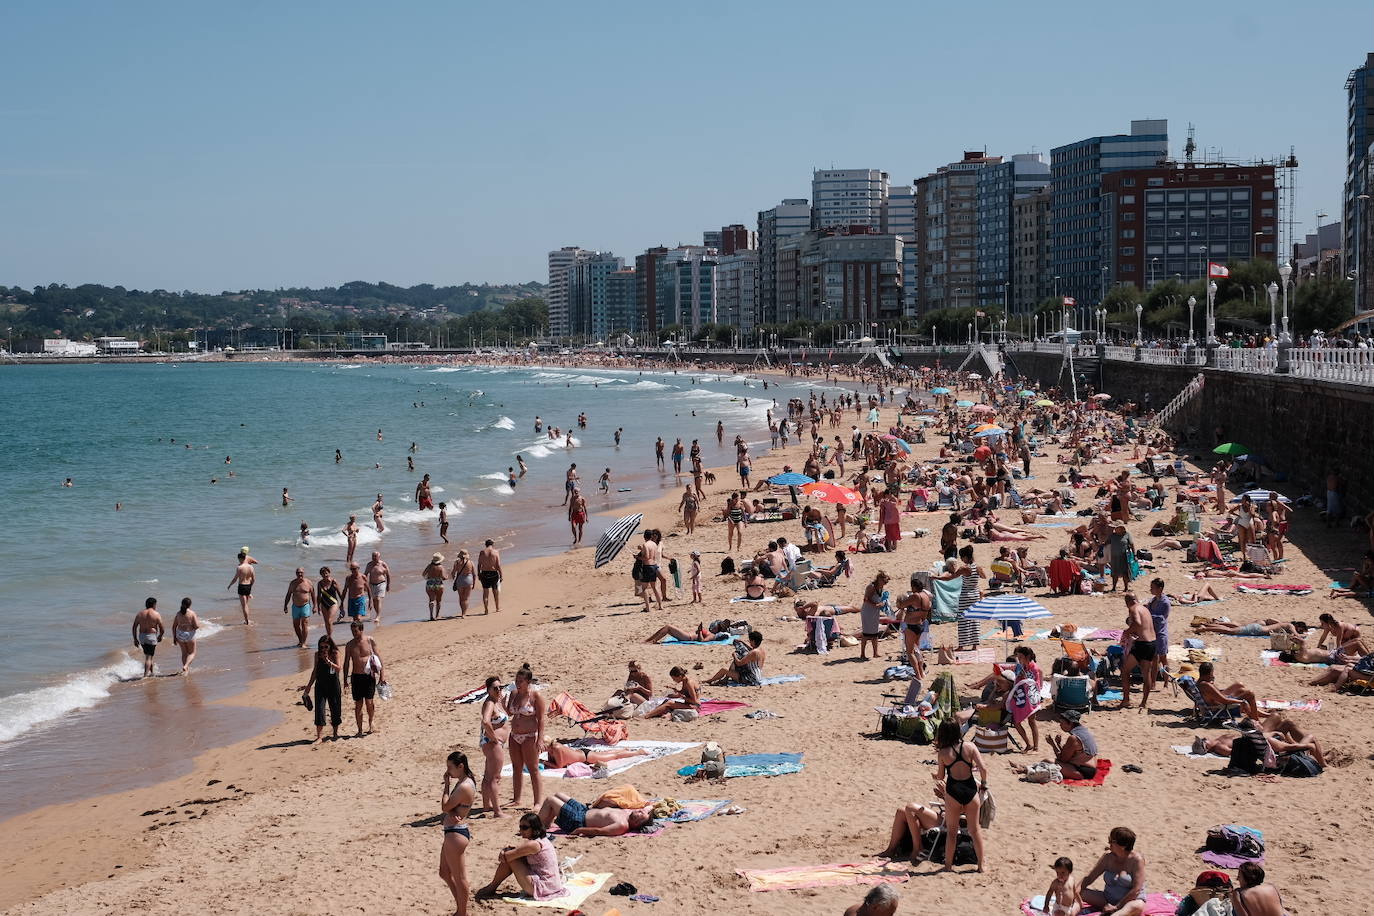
{"left": 1234, "top": 583, "right": 1312, "bottom": 596}
{"left": 1172, "top": 745, "right": 1226, "bottom": 760}
{"left": 668, "top": 799, "right": 733, "bottom": 822}
{"left": 679, "top": 752, "right": 803, "bottom": 779}
{"left": 1022, "top": 891, "right": 1180, "bottom": 915}
{"left": 738, "top": 860, "right": 909, "bottom": 892}
{"left": 698, "top": 699, "right": 751, "bottom": 715}
{"left": 501, "top": 740, "right": 700, "bottom": 779}
{"left": 1059, "top": 758, "right": 1111, "bottom": 787}
{"left": 501, "top": 872, "right": 611, "bottom": 908}
{"left": 1259, "top": 698, "right": 1322, "bottom": 712}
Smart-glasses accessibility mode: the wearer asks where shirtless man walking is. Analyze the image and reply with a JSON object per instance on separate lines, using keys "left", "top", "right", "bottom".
{"left": 477, "top": 539, "right": 503, "bottom": 613}
{"left": 1120, "top": 592, "right": 1158, "bottom": 710}
{"left": 132, "top": 597, "right": 165, "bottom": 678}
{"left": 637, "top": 531, "right": 663, "bottom": 612}
{"left": 341, "top": 621, "right": 384, "bottom": 737}
{"left": 283, "top": 567, "right": 315, "bottom": 648}
{"left": 343, "top": 562, "right": 369, "bottom": 622}
{"left": 568, "top": 487, "right": 588, "bottom": 546}
{"left": 343, "top": 515, "right": 360, "bottom": 564}
{"left": 364, "top": 551, "right": 392, "bottom": 623}
{"left": 227, "top": 551, "right": 256, "bottom": 625}
{"left": 562, "top": 463, "right": 580, "bottom": 506}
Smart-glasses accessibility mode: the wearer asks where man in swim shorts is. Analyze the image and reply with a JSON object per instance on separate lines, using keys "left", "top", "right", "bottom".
{"left": 283, "top": 567, "right": 316, "bottom": 649}
{"left": 342, "top": 621, "right": 384, "bottom": 737}
{"left": 537, "top": 794, "right": 650, "bottom": 837}
{"left": 477, "top": 539, "right": 502, "bottom": 613}
{"left": 568, "top": 487, "right": 587, "bottom": 546}
{"left": 365, "top": 551, "right": 391, "bottom": 623}
{"left": 1120, "top": 592, "right": 1158, "bottom": 710}
{"left": 343, "top": 562, "right": 369, "bottom": 621}
{"left": 227, "top": 551, "right": 255, "bottom": 625}
{"left": 132, "top": 597, "right": 164, "bottom": 678}
{"left": 562, "top": 463, "right": 579, "bottom": 506}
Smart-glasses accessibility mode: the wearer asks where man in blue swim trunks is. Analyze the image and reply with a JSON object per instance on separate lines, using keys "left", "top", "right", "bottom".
{"left": 283, "top": 567, "right": 316, "bottom": 649}
{"left": 537, "top": 793, "right": 650, "bottom": 837}
{"left": 343, "top": 562, "right": 369, "bottom": 621}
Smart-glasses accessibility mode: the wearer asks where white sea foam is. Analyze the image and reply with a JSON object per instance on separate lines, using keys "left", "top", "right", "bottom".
{"left": 427, "top": 367, "right": 469, "bottom": 373}
{"left": 488, "top": 484, "right": 515, "bottom": 496}
{"left": 492, "top": 416, "right": 515, "bottom": 430}
{"left": 0, "top": 655, "right": 146, "bottom": 743}
{"left": 308, "top": 526, "right": 383, "bottom": 549}
{"left": 480, "top": 472, "right": 508, "bottom": 480}
{"left": 626, "top": 380, "right": 670, "bottom": 390}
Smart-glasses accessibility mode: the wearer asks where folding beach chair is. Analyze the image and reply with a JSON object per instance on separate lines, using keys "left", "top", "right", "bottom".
{"left": 1176, "top": 676, "right": 1242, "bottom": 727}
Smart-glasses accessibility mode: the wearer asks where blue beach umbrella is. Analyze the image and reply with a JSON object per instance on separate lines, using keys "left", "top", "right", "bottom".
{"left": 1229, "top": 489, "right": 1291, "bottom": 504}
{"left": 964, "top": 593, "right": 1052, "bottom": 622}
{"left": 931, "top": 387, "right": 951, "bottom": 395}
{"left": 955, "top": 400, "right": 975, "bottom": 408}
{"left": 768, "top": 472, "right": 815, "bottom": 486}
{"left": 1019, "top": 390, "right": 1037, "bottom": 398}
{"left": 973, "top": 427, "right": 1008, "bottom": 438}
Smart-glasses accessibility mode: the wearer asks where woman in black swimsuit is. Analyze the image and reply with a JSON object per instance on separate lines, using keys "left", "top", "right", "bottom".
{"left": 439, "top": 750, "right": 476, "bottom": 915}
{"left": 933, "top": 720, "right": 987, "bottom": 873}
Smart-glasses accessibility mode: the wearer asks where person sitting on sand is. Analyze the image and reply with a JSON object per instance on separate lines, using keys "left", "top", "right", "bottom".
{"left": 1307, "top": 652, "right": 1374, "bottom": 691}
{"left": 737, "top": 566, "right": 768, "bottom": 600}
{"left": 1192, "top": 617, "right": 1296, "bottom": 637}
{"left": 1194, "top": 715, "right": 1329, "bottom": 772}
{"left": 1079, "top": 827, "right": 1148, "bottom": 916}
{"left": 611, "top": 660, "right": 653, "bottom": 705}
{"left": 642, "top": 666, "right": 700, "bottom": 719}
{"left": 704, "top": 631, "right": 767, "bottom": 686}
{"left": 473, "top": 813, "right": 567, "bottom": 901}
{"left": 542, "top": 739, "right": 648, "bottom": 769}
{"left": 536, "top": 792, "right": 653, "bottom": 837}
{"left": 843, "top": 883, "right": 900, "bottom": 916}
{"left": 1327, "top": 551, "right": 1374, "bottom": 599}
{"left": 1230, "top": 862, "right": 1287, "bottom": 916}
{"left": 1010, "top": 708, "right": 1098, "bottom": 782}
{"left": 1195, "top": 662, "right": 1261, "bottom": 720}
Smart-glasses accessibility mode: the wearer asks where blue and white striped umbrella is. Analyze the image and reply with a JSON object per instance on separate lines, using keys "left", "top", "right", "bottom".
{"left": 593, "top": 512, "right": 643, "bottom": 569}
{"left": 963, "top": 593, "right": 1052, "bottom": 621}
{"left": 1228, "top": 489, "right": 1291, "bottom": 505}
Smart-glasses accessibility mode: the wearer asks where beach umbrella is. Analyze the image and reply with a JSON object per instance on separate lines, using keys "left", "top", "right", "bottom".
{"left": 802, "top": 482, "right": 863, "bottom": 505}
{"left": 593, "top": 513, "right": 643, "bottom": 569}
{"left": 973, "top": 427, "right": 1008, "bottom": 438}
{"left": 1019, "top": 390, "right": 1037, "bottom": 398}
{"left": 964, "top": 593, "right": 1052, "bottom": 622}
{"left": 1213, "top": 442, "right": 1250, "bottom": 457}
{"left": 1092, "top": 393, "right": 1112, "bottom": 401}
{"left": 931, "top": 387, "right": 951, "bottom": 395}
{"left": 971, "top": 404, "right": 995, "bottom": 413}
{"left": 768, "top": 472, "right": 815, "bottom": 486}
{"left": 967, "top": 372, "right": 982, "bottom": 380}
{"left": 1229, "top": 489, "right": 1292, "bottom": 504}
{"left": 1034, "top": 399, "right": 1054, "bottom": 407}
{"left": 955, "top": 400, "right": 975, "bottom": 408}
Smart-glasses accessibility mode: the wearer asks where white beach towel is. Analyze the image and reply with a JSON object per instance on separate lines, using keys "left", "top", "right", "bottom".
{"left": 500, "top": 739, "right": 701, "bottom": 779}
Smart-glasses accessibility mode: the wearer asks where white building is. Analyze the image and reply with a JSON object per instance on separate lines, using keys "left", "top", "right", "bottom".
{"left": 43, "top": 339, "right": 98, "bottom": 356}
{"left": 811, "top": 169, "right": 889, "bottom": 231}
{"left": 547, "top": 247, "right": 594, "bottom": 339}
{"left": 715, "top": 249, "right": 759, "bottom": 332}
{"left": 95, "top": 336, "right": 142, "bottom": 354}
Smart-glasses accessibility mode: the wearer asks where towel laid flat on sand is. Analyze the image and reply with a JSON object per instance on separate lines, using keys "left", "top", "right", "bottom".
{"left": 1259, "top": 698, "right": 1322, "bottom": 711}
{"left": 1172, "top": 745, "right": 1226, "bottom": 760}
{"left": 1059, "top": 758, "right": 1112, "bottom": 787}
{"left": 1234, "top": 583, "right": 1312, "bottom": 596}
{"left": 678, "top": 752, "right": 804, "bottom": 779}
{"left": 661, "top": 635, "right": 733, "bottom": 646}
{"left": 501, "top": 740, "right": 700, "bottom": 779}
{"left": 669, "top": 799, "right": 733, "bottom": 822}
{"left": 1260, "top": 650, "right": 1327, "bottom": 669}
{"left": 1022, "top": 892, "right": 1180, "bottom": 915}
{"left": 501, "top": 872, "right": 611, "bottom": 909}
{"left": 738, "top": 859, "right": 909, "bottom": 892}
{"left": 730, "top": 595, "right": 778, "bottom": 603}
{"left": 698, "top": 699, "right": 752, "bottom": 715}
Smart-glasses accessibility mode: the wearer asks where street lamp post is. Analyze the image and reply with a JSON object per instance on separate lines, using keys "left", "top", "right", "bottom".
{"left": 1149, "top": 257, "right": 1159, "bottom": 288}
{"left": 967, "top": 322, "right": 973, "bottom": 345}
{"left": 1134, "top": 303, "right": 1143, "bottom": 345}
{"left": 1206, "top": 280, "right": 1218, "bottom": 345}
{"left": 1187, "top": 296, "right": 1197, "bottom": 344}
{"left": 1278, "top": 261, "right": 1292, "bottom": 342}
{"left": 1265, "top": 281, "right": 1278, "bottom": 341}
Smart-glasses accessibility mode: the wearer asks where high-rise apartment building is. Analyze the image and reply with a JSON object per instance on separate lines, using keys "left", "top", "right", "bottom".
{"left": 1346, "top": 53, "right": 1374, "bottom": 314}
{"left": 634, "top": 246, "right": 669, "bottom": 333}
{"left": 1050, "top": 120, "right": 1169, "bottom": 308}
{"left": 914, "top": 152, "right": 1002, "bottom": 313}
{"left": 774, "top": 228, "right": 903, "bottom": 325}
{"left": 547, "top": 246, "right": 594, "bottom": 338}
{"left": 702, "top": 229, "right": 723, "bottom": 251}
{"left": 654, "top": 247, "right": 717, "bottom": 332}
{"left": 886, "top": 185, "right": 919, "bottom": 315}
{"left": 719, "top": 224, "right": 755, "bottom": 256}
{"left": 565, "top": 252, "right": 626, "bottom": 342}
{"left": 811, "top": 169, "right": 889, "bottom": 231}
{"left": 715, "top": 250, "right": 759, "bottom": 331}
{"left": 976, "top": 153, "right": 1050, "bottom": 313}
{"left": 757, "top": 199, "right": 811, "bottom": 325}
{"left": 606, "top": 269, "right": 638, "bottom": 340}
{"left": 1101, "top": 162, "right": 1278, "bottom": 289}
{"left": 1013, "top": 188, "right": 1052, "bottom": 317}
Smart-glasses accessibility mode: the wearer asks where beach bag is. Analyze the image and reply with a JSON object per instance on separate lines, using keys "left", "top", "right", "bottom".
{"left": 1206, "top": 826, "right": 1264, "bottom": 858}
{"left": 377, "top": 682, "right": 393, "bottom": 701}
{"left": 1126, "top": 549, "right": 1142, "bottom": 580}
{"left": 977, "top": 786, "right": 997, "bottom": 828}
{"left": 972, "top": 725, "right": 1009, "bottom": 754}
{"left": 719, "top": 557, "right": 736, "bottom": 576}
{"left": 1270, "top": 632, "right": 1296, "bottom": 652}
{"left": 1024, "top": 761, "right": 1063, "bottom": 784}
{"left": 921, "top": 828, "right": 978, "bottom": 865}
{"left": 1279, "top": 751, "right": 1321, "bottom": 778}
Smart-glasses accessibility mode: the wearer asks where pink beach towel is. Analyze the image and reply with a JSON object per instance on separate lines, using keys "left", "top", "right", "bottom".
{"left": 738, "top": 860, "right": 910, "bottom": 892}
{"left": 699, "top": 699, "right": 751, "bottom": 716}
{"left": 1021, "top": 892, "right": 1180, "bottom": 915}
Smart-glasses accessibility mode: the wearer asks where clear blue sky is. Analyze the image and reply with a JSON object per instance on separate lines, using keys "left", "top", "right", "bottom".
{"left": 3, "top": 0, "right": 1371, "bottom": 292}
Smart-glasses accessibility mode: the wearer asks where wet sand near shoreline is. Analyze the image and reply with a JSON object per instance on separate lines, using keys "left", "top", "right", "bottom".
{"left": 4, "top": 365, "right": 1373, "bottom": 915}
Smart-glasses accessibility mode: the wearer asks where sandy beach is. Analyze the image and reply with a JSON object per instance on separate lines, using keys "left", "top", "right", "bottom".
{"left": 4, "top": 366, "right": 1370, "bottom": 916}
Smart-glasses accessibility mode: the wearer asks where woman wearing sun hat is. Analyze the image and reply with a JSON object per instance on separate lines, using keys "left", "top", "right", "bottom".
{"left": 423, "top": 553, "right": 447, "bottom": 621}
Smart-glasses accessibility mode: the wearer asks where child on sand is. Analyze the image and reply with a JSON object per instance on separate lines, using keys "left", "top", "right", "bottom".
{"left": 1041, "top": 856, "right": 1083, "bottom": 916}
{"left": 1038, "top": 862, "right": 1082, "bottom": 916}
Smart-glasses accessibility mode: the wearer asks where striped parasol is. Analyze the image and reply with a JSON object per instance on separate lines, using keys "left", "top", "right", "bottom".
{"left": 963, "top": 593, "right": 1052, "bottom": 622}
{"left": 593, "top": 512, "right": 643, "bottom": 568}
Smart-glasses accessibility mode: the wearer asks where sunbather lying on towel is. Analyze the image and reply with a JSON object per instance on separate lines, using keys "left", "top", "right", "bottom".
{"left": 1192, "top": 568, "right": 1271, "bottom": 580}
{"left": 794, "top": 599, "right": 860, "bottom": 618}
{"left": 1170, "top": 585, "right": 1224, "bottom": 606}
{"left": 1192, "top": 617, "right": 1295, "bottom": 637}
{"left": 1193, "top": 714, "right": 1329, "bottom": 769}
{"left": 543, "top": 740, "right": 649, "bottom": 769}
{"left": 537, "top": 792, "right": 653, "bottom": 837}
{"left": 644, "top": 619, "right": 747, "bottom": 644}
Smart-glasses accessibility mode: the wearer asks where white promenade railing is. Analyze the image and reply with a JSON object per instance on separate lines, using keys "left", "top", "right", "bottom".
{"left": 1213, "top": 348, "right": 1278, "bottom": 374}
{"left": 1289, "top": 347, "right": 1374, "bottom": 383}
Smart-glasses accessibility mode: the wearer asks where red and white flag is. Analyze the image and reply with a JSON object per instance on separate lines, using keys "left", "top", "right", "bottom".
{"left": 1062, "top": 297, "right": 1076, "bottom": 307}
{"left": 1208, "top": 262, "right": 1230, "bottom": 278}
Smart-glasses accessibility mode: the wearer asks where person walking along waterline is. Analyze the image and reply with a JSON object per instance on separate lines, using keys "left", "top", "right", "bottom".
{"left": 299, "top": 635, "right": 342, "bottom": 742}
{"left": 171, "top": 597, "right": 199, "bottom": 674}
{"left": 227, "top": 550, "right": 255, "bottom": 625}
{"left": 132, "top": 597, "right": 164, "bottom": 678}
{"left": 423, "top": 553, "right": 448, "bottom": 621}
{"left": 478, "top": 539, "right": 502, "bottom": 613}
{"left": 282, "top": 567, "right": 315, "bottom": 649}
{"left": 342, "top": 621, "right": 384, "bottom": 737}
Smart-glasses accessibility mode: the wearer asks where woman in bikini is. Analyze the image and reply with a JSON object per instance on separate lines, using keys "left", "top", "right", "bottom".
{"left": 542, "top": 739, "right": 649, "bottom": 769}
{"left": 507, "top": 664, "right": 546, "bottom": 808}
{"left": 316, "top": 566, "right": 342, "bottom": 636}
{"left": 724, "top": 493, "right": 745, "bottom": 552}
{"left": 171, "top": 597, "right": 199, "bottom": 674}
{"left": 439, "top": 750, "right": 476, "bottom": 916}
{"left": 450, "top": 550, "right": 475, "bottom": 617}
{"left": 933, "top": 719, "right": 987, "bottom": 872}
{"left": 423, "top": 553, "right": 447, "bottom": 621}
{"left": 478, "top": 676, "right": 510, "bottom": 818}
{"left": 678, "top": 485, "right": 699, "bottom": 535}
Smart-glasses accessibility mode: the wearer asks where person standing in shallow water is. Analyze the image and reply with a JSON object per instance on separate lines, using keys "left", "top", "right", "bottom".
{"left": 171, "top": 597, "right": 199, "bottom": 674}
{"left": 227, "top": 551, "right": 255, "bottom": 625}
{"left": 132, "top": 597, "right": 164, "bottom": 678}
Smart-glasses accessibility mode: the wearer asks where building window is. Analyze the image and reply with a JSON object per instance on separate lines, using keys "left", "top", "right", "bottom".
{"left": 1121, "top": 194, "right": 1136, "bottom": 204}
{"left": 1231, "top": 189, "right": 1250, "bottom": 201}
{"left": 1121, "top": 229, "right": 1136, "bottom": 239}
{"left": 1147, "top": 177, "right": 1164, "bottom": 187}
{"left": 1146, "top": 244, "right": 1164, "bottom": 255}
{"left": 1122, "top": 177, "right": 1137, "bottom": 186}
{"left": 1120, "top": 246, "right": 1136, "bottom": 256}
{"left": 1261, "top": 190, "right": 1275, "bottom": 200}
{"left": 1121, "top": 263, "right": 1136, "bottom": 272}
{"left": 1167, "top": 191, "right": 1186, "bottom": 203}
{"left": 1146, "top": 191, "right": 1165, "bottom": 203}
{"left": 1261, "top": 208, "right": 1275, "bottom": 217}
{"left": 1147, "top": 209, "right": 1164, "bottom": 221}
{"left": 1260, "top": 242, "right": 1275, "bottom": 253}
{"left": 1210, "top": 190, "right": 1229, "bottom": 201}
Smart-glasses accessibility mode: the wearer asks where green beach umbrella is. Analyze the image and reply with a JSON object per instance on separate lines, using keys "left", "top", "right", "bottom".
{"left": 1034, "top": 399, "right": 1054, "bottom": 407}
{"left": 1213, "top": 442, "right": 1250, "bottom": 457}
{"left": 1019, "top": 390, "right": 1036, "bottom": 398}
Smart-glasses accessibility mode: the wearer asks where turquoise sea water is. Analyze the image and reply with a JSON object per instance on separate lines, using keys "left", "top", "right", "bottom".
{"left": 0, "top": 360, "right": 829, "bottom": 817}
